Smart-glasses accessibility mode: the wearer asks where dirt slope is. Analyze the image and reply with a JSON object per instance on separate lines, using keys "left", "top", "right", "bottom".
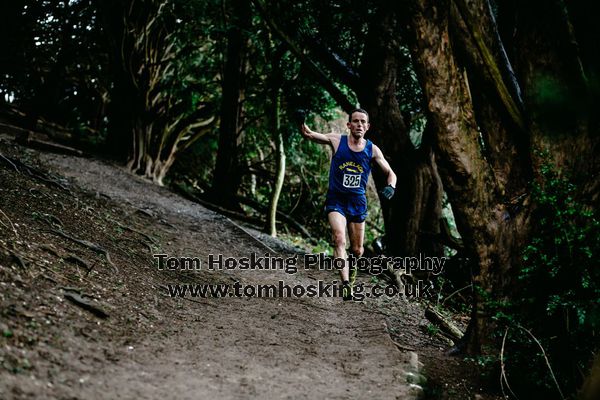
{"left": 0, "top": 136, "right": 427, "bottom": 399}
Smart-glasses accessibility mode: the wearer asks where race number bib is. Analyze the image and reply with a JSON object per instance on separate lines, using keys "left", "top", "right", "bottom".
{"left": 343, "top": 174, "right": 361, "bottom": 188}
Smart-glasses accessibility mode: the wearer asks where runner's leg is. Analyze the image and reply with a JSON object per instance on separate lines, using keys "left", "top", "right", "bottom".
{"left": 348, "top": 221, "right": 365, "bottom": 257}
{"left": 328, "top": 211, "right": 349, "bottom": 282}
{"left": 348, "top": 221, "right": 365, "bottom": 285}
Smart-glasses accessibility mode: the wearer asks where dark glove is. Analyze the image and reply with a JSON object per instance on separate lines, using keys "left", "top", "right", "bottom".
{"left": 293, "top": 109, "right": 306, "bottom": 125}
{"left": 380, "top": 185, "right": 395, "bottom": 200}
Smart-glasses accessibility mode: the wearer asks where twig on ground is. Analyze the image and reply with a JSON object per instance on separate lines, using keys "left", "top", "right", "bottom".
{"left": 500, "top": 327, "right": 519, "bottom": 400}
{"left": 160, "top": 219, "right": 177, "bottom": 229}
{"left": 441, "top": 284, "right": 473, "bottom": 305}
{"left": 44, "top": 213, "right": 64, "bottom": 228}
{"left": 516, "top": 323, "right": 565, "bottom": 400}
{"left": 134, "top": 208, "right": 154, "bottom": 218}
{"left": 0, "top": 152, "right": 19, "bottom": 171}
{"left": 29, "top": 187, "right": 52, "bottom": 199}
{"left": 424, "top": 306, "right": 464, "bottom": 342}
{"left": 0, "top": 207, "right": 18, "bottom": 236}
{"left": 39, "top": 244, "right": 60, "bottom": 257}
{"left": 120, "top": 237, "right": 153, "bottom": 252}
{"left": 39, "top": 273, "right": 58, "bottom": 284}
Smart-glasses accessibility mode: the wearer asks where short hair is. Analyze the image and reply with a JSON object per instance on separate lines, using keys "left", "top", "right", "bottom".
{"left": 348, "top": 108, "right": 369, "bottom": 122}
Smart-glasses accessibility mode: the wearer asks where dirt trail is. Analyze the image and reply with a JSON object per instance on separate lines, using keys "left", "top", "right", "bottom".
{"left": 1, "top": 146, "right": 421, "bottom": 399}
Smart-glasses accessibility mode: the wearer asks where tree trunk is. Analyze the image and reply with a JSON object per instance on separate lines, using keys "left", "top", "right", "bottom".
{"left": 358, "top": 6, "right": 444, "bottom": 257}
{"left": 581, "top": 353, "right": 600, "bottom": 400}
{"left": 510, "top": 0, "right": 600, "bottom": 206}
{"left": 212, "top": 0, "right": 251, "bottom": 209}
{"left": 406, "top": 0, "right": 526, "bottom": 353}
{"left": 100, "top": 0, "right": 216, "bottom": 183}
{"left": 406, "top": 0, "right": 600, "bottom": 355}
{"left": 266, "top": 85, "right": 286, "bottom": 237}
{"left": 98, "top": 0, "right": 136, "bottom": 161}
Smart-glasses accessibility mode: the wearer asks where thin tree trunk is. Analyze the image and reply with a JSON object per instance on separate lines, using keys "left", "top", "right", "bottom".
{"left": 266, "top": 87, "right": 285, "bottom": 237}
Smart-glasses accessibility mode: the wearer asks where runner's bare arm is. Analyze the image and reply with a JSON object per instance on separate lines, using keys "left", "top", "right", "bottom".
{"left": 372, "top": 145, "right": 397, "bottom": 187}
{"left": 300, "top": 124, "right": 341, "bottom": 149}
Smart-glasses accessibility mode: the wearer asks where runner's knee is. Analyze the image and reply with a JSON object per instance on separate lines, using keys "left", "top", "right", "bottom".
{"left": 332, "top": 231, "right": 346, "bottom": 249}
{"left": 351, "top": 245, "right": 364, "bottom": 257}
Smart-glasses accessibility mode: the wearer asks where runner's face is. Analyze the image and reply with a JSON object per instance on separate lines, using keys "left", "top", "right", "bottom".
{"left": 347, "top": 112, "right": 370, "bottom": 138}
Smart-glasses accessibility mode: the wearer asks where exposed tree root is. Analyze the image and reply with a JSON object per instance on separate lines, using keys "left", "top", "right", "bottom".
{"left": 114, "top": 221, "right": 156, "bottom": 245}
{"left": 65, "top": 255, "right": 93, "bottom": 274}
{"left": 1, "top": 152, "right": 69, "bottom": 190}
{"left": 63, "top": 290, "right": 109, "bottom": 319}
{"left": 10, "top": 252, "right": 27, "bottom": 269}
{"left": 48, "top": 229, "right": 118, "bottom": 274}
{"left": 39, "top": 213, "right": 64, "bottom": 228}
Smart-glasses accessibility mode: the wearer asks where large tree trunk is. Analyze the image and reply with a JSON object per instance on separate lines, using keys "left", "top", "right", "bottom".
{"left": 406, "top": 0, "right": 600, "bottom": 356}
{"left": 406, "top": 0, "right": 530, "bottom": 353}
{"left": 212, "top": 0, "right": 251, "bottom": 209}
{"left": 358, "top": 6, "right": 445, "bottom": 257}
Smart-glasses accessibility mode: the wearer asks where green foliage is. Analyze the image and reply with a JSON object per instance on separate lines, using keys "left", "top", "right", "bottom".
{"left": 425, "top": 323, "right": 440, "bottom": 337}
{"left": 519, "top": 154, "right": 599, "bottom": 332}
{"left": 531, "top": 72, "right": 595, "bottom": 134}
{"left": 0, "top": 0, "right": 110, "bottom": 136}
{"left": 463, "top": 354, "right": 498, "bottom": 369}
{"left": 3, "top": 0, "right": 420, "bottom": 243}
{"left": 492, "top": 152, "right": 599, "bottom": 396}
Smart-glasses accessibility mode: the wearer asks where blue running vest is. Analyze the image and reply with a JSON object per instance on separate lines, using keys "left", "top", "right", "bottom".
{"left": 328, "top": 135, "right": 373, "bottom": 195}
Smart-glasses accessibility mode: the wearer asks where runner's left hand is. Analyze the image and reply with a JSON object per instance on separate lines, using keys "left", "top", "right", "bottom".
{"left": 380, "top": 185, "right": 395, "bottom": 200}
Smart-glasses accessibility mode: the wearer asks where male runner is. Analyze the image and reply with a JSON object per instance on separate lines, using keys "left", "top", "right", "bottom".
{"left": 299, "top": 108, "right": 397, "bottom": 300}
